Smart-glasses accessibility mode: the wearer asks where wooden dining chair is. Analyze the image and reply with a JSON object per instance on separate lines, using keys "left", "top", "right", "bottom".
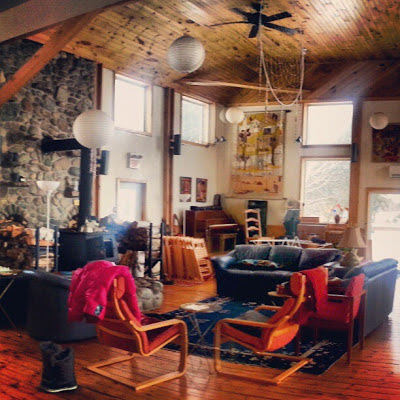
{"left": 87, "top": 277, "right": 188, "bottom": 391}
{"left": 244, "top": 209, "right": 273, "bottom": 244}
{"left": 214, "top": 273, "right": 310, "bottom": 385}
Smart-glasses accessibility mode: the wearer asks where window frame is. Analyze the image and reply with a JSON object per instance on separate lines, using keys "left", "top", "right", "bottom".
{"left": 302, "top": 101, "right": 354, "bottom": 147}
{"left": 113, "top": 73, "right": 152, "bottom": 136}
{"left": 300, "top": 156, "right": 351, "bottom": 223}
{"left": 116, "top": 178, "right": 147, "bottom": 221}
{"left": 180, "top": 95, "right": 211, "bottom": 146}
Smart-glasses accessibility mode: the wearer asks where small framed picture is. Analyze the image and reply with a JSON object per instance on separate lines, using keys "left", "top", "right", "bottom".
{"left": 196, "top": 178, "right": 207, "bottom": 202}
{"left": 179, "top": 177, "right": 192, "bottom": 202}
{"left": 128, "top": 153, "right": 142, "bottom": 169}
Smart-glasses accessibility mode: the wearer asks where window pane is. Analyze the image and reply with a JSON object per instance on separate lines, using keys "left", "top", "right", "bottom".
{"left": 114, "top": 77, "right": 146, "bottom": 132}
{"left": 306, "top": 103, "right": 353, "bottom": 145}
{"left": 181, "top": 97, "right": 205, "bottom": 143}
{"left": 302, "top": 159, "right": 350, "bottom": 223}
{"left": 118, "top": 182, "right": 144, "bottom": 222}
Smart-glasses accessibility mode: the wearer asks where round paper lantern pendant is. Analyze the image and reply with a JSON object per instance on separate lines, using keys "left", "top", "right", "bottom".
{"left": 73, "top": 110, "right": 114, "bottom": 149}
{"left": 167, "top": 36, "right": 205, "bottom": 74}
{"left": 369, "top": 112, "right": 389, "bottom": 130}
{"left": 225, "top": 107, "right": 245, "bottom": 124}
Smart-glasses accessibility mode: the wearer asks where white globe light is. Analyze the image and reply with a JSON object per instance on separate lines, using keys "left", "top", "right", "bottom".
{"left": 219, "top": 108, "right": 228, "bottom": 123}
{"left": 225, "top": 107, "right": 245, "bottom": 124}
{"left": 369, "top": 112, "right": 389, "bottom": 130}
{"left": 167, "top": 36, "right": 205, "bottom": 74}
{"left": 73, "top": 110, "right": 114, "bottom": 149}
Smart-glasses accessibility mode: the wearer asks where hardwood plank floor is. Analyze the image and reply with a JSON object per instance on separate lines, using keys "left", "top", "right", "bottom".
{"left": 1, "top": 278, "right": 400, "bottom": 399}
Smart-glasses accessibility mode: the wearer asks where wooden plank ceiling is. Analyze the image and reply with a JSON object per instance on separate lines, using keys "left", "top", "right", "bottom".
{"left": 28, "top": 0, "right": 400, "bottom": 105}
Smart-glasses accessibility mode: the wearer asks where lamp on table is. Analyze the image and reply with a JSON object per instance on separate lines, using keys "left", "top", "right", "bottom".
{"left": 338, "top": 227, "right": 366, "bottom": 267}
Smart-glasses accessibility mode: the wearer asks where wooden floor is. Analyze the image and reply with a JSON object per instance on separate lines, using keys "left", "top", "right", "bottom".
{"left": 2, "top": 279, "right": 400, "bottom": 399}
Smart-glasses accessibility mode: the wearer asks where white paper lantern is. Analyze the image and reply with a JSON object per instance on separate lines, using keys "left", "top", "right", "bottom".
{"left": 225, "top": 107, "right": 245, "bottom": 124}
{"left": 73, "top": 110, "right": 114, "bottom": 149}
{"left": 369, "top": 112, "right": 389, "bottom": 130}
{"left": 219, "top": 108, "right": 228, "bottom": 123}
{"left": 167, "top": 36, "right": 205, "bottom": 74}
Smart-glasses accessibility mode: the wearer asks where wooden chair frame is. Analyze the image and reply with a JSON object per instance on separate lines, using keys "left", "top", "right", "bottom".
{"left": 87, "top": 279, "right": 188, "bottom": 391}
{"left": 214, "top": 277, "right": 311, "bottom": 385}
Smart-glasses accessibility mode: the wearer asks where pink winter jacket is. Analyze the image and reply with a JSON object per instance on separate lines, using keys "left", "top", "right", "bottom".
{"left": 67, "top": 260, "right": 143, "bottom": 323}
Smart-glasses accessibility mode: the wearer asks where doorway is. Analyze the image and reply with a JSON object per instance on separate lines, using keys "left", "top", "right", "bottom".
{"left": 368, "top": 189, "right": 400, "bottom": 268}
{"left": 116, "top": 179, "right": 146, "bottom": 222}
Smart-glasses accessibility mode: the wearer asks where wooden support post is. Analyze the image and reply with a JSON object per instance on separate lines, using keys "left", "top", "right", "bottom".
{"left": 0, "top": 11, "right": 98, "bottom": 108}
{"left": 349, "top": 100, "right": 363, "bottom": 225}
{"left": 163, "top": 88, "right": 174, "bottom": 227}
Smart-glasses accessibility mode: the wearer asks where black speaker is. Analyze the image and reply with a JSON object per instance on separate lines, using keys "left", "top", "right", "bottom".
{"left": 99, "top": 150, "right": 110, "bottom": 175}
{"left": 351, "top": 143, "right": 358, "bottom": 163}
{"left": 173, "top": 134, "right": 181, "bottom": 155}
{"left": 247, "top": 200, "right": 268, "bottom": 236}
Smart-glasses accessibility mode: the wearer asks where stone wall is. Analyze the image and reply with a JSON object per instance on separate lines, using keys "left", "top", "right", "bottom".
{"left": 0, "top": 39, "right": 95, "bottom": 227}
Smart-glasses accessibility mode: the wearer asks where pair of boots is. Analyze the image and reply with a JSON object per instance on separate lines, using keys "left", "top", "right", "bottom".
{"left": 39, "top": 341, "right": 78, "bottom": 393}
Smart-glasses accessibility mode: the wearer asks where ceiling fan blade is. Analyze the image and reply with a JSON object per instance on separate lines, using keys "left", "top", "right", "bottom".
{"left": 248, "top": 24, "right": 260, "bottom": 38}
{"left": 208, "top": 21, "right": 251, "bottom": 27}
{"left": 263, "top": 22, "right": 297, "bottom": 35}
{"left": 231, "top": 7, "right": 252, "bottom": 18}
{"left": 262, "top": 11, "right": 292, "bottom": 23}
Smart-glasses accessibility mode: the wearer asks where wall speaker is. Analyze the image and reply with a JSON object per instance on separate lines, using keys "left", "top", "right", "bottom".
{"left": 351, "top": 143, "right": 358, "bottom": 163}
{"left": 173, "top": 134, "right": 181, "bottom": 155}
{"left": 99, "top": 150, "right": 110, "bottom": 175}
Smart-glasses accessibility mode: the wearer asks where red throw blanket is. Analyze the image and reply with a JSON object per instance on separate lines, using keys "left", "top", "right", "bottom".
{"left": 68, "top": 260, "right": 143, "bottom": 323}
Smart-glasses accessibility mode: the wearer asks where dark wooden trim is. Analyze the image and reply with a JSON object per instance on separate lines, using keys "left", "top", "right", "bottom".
{"left": 163, "top": 87, "right": 174, "bottom": 227}
{"left": 0, "top": 12, "right": 99, "bottom": 107}
{"left": 94, "top": 63, "right": 103, "bottom": 219}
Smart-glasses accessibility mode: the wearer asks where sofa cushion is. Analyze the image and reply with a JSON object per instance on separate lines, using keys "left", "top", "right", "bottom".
{"left": 298, "top": 248, "right": 342, "bottom": 271}
{"left": 234, "top": 244, "right": 272, "bottom": 261}
{"left": 269, "top": 245, "right": 303, "bottom": 271}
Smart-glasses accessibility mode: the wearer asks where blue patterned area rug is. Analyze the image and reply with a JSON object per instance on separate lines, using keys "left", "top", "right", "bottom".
{"left": 160, "top": 297, "right": 356, "bottom": 375}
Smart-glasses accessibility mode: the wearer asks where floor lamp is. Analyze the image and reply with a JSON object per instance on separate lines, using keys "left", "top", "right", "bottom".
{"left": 37, "top": 180, "right": 60, "bottom": 271}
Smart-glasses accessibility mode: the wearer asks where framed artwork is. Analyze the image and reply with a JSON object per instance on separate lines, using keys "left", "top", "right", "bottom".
{"left": 179, "top": 176, "right": 192, "bottom": 202}
{"left": 196, "top": 178, "right": 207, "bottom": 202}
{"left": 230, "top": 112, "right": 285, "bottom": 199}
{"left": 372, "top": 124, "right": 400, "bottom": 162}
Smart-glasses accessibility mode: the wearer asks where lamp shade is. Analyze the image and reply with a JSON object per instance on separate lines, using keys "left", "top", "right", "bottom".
{"left": 167, "top": 36, "right": 205, "bottom": 73}
{"left": 369, "top": 112, "right": 389, "bottom": 130}
{"left": 338, "top": 227, "right": 366, "bottom": 249}
{"left": 225, "top": 107, "right": 245, "bottom": 124}
{"left": 37, "top": 180, "right": 60, "bottom": 192}
{"left": 73, "top": 110, "right": 114, "bottom": 149}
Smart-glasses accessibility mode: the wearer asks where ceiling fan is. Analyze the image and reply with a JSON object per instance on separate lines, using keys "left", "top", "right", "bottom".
{"left": 209, "top": 2, "right": 297, "bottom": 38}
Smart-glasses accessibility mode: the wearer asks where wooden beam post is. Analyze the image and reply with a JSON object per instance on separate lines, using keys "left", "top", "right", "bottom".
{"left": 349, "top": 100, "right": 363, "bottom": 225}
{"left": 163, "top": 88, "right": 175, "bottom": 227}
{"left": 0, "top": 11, "right": 98, "bottom": 108}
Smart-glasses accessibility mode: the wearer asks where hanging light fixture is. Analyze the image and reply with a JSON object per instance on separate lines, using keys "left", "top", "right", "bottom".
{"left": 167, "top": 36, "right": 205, "bottom": 74}
{"left": 225, "top": 107, "right": 245, "bottom": 124}
{"left": 369, "top": 112, "right": 389, "bottom": 130}
{"left": 219, "top": 108, "right": 228, "bottom": 123}
{"left": 72, "top": 110, "right": 114, "bottom": 149}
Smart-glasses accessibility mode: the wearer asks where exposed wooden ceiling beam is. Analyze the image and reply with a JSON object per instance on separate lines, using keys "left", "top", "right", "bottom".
{"left": 0, "top": 0, "right": 134, "bottom": 43}
{"left": 0, "top": 12, "right": 99, "bottom": 108}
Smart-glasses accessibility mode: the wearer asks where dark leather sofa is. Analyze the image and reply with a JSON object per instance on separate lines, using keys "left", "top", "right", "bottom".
{"left": 211, "top": 245, "right": 342, "bottom": 303}
{"left": 23, "top": 269, "right": 97, "bottom": 342}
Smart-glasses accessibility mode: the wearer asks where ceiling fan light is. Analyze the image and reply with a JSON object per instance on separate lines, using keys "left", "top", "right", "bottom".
{"left": 369, "top": 112, "right": 389, "bottom": 130}
{"left": 225, "top": 107, "right": 245, "bottom": 124}
{"left": 167, "top": 36, "right": 205, "bottom": 74}
{"left": 73, "top": 110, "right": 114, "bottom": 149}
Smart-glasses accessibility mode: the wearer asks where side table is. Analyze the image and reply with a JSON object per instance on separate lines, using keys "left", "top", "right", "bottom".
{"left": 0, "top": 270, "right": 23, "bottom": 336}
{"left": 267, "top": 291, "right": 292, "bottom": 306}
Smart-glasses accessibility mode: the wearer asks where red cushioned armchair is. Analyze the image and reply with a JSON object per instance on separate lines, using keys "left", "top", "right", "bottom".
{"left": 86, "top": 277, "right": 188, "bottom": 391}
{"left": 214, "top": 272, "right": 310, "bottom": 385}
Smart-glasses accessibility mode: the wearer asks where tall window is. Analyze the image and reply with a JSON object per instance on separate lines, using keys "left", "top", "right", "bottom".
{"left": 304, "top": 102, "right": 353, "bottom": 145}
{"left": 114, "top": 75, "right": 150, "bottom": 133}
{"left": 181, "top": 96, "right": 210, "bottom": 144}
{"left": 302, "top": 159, "right": 351, "bottom": 222}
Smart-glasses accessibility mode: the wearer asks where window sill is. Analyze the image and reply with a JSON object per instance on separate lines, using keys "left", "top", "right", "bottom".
{"left": 182, "top": 140, "right": 212, "bottom": 148}
{"left": 301, "top": 144, "right": 351, "bottom": 149}
{"left": 115, "top": 127, "right": 152, "bottom": 137}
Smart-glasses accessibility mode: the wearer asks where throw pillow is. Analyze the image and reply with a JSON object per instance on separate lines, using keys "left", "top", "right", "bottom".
{"left": 256, "top": 260, "right": 281, "bottom": 269}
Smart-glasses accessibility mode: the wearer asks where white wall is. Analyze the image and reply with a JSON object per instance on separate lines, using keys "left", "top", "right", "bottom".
{"left": 99, "top": 68, "right": 164, "bottom": 223}
{"left": 358, "top": 100, "right": 400, "bottom": 229}
{"left": 217, "top": 105, "right": 301, "bottom": 227}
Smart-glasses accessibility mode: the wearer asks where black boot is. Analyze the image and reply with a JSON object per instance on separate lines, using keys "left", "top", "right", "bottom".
{"left": 39, "top": 341, "right": 63, "bottom": 389}
{"left": 40, "top": 347, "right": 78, "bottom": 393}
